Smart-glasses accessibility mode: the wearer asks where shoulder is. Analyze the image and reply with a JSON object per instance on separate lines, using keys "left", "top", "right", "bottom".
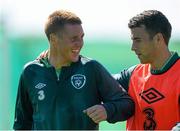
{"left": 113, "top": 65, "right": 138, "bottom": 92}
{"left": 79, "top": 55, "right": 108, "bottom": 73}
{"left": 127, "top": 65, "right": 137, "bottom": 73}
{"left": 22, "top": 59, "right": 45, "bottom": 75}
{"left": 79, "top": 55, "right": 93, "bottom": 64}
{"left": 79, "top": 55, "right": 102, "bottom": 66}
{"left": 114, "top": 65, "right": 137, "bottom": 80}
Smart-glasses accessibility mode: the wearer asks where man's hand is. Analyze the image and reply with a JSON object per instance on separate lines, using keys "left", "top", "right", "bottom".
{"left": 83, "top": 105, "right": 107, "bottom": 123}
{"left": 172, "top": 123, "right": 180, "bottom": 131}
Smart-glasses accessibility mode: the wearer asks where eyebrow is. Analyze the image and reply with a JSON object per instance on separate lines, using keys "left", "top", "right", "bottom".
{"left": 131, "top": 37, "right": 141, "bottom": 40}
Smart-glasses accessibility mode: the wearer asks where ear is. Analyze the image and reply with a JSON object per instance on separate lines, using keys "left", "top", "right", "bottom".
{"left": 153, "top": 33, "right": 164, "bottom": 44}
{"left": 49, "top": 33, "right": 57, "bottom": 43}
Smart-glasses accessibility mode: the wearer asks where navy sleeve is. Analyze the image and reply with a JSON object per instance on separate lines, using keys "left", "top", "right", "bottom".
{"left": 92, "top": 61, "right": 135, "bottom": 123}
{"left": 13, "top": 73, "right": 33, "bottom": 130}
{"left": 113, "top": 65, "right": 137, "bottom": 92}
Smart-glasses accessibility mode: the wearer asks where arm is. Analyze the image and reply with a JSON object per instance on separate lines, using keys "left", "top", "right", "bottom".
{"left": 113, "top": 65, "right": 136, "bottom": 92}
{"left": 90, "top": 61, "right": 135, "bottom": 123}
{"left": 13, "top": 74, "right": 33, "bottom": 130}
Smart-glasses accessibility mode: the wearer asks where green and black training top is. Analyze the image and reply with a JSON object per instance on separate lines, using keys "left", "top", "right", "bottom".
{"left": 13, "top": 55, "right": 135, "bottom": 130}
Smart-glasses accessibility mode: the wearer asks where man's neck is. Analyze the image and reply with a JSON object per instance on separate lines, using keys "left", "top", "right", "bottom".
{"left": 48, "top": 50, "right": 70, "bottom": 69}
{"left": 150, "top": 50, "right": 171, "bottom": 70}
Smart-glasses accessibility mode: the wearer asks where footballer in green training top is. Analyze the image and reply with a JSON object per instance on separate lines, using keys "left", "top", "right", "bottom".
{"left": 13, "top": 10, "right": 135, "bottom": 130}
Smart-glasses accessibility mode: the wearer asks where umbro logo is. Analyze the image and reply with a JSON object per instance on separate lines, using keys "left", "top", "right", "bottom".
{"left": 35, "top": 83, "right": 46, "bottom": 89}
{"left": 139, "top": 87, "right": 164, "bottom": 104}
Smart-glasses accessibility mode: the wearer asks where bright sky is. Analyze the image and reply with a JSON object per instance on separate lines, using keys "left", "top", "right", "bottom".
{"left": 1, "top": 0, "right": 180, "bottom": 39}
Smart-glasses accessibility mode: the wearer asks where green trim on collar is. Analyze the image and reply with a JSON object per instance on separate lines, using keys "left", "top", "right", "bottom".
{"left": 55, "top": 68, "right": 61, "bottom": 78}
{"left": 151, "top": 52, "right": 179, "bottom": 75}
{"left": 41, "top": 57, "right": 52, "bottom": 68}
{"left": 40, "top": 57, "right": 61, "bottom": 77}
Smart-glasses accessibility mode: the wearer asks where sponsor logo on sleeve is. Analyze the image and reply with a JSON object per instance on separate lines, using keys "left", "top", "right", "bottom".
{"left": 35, "top": 83, "right": 46, "bottom": 100}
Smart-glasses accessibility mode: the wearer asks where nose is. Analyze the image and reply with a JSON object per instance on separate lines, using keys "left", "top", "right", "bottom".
{"left": 74, "top": 38, "right": 84, "bottom": 47}
{"left": 131, "top": 42, "right": 136, "bottom": 51}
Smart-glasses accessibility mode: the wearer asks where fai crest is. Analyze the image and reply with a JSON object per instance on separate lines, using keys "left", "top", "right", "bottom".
{"left": 71, "top": 74, "right": 86, "bottom": 89}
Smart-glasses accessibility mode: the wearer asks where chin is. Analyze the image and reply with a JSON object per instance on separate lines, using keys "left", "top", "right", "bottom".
{"left": 139, "top": 58, "right": 145, "bottom": 64}
{"left": 140, "top": 60, "right": 149, "bottom": 64}
{"left": 71, "top": 56, "right": 79, "bottom": 62}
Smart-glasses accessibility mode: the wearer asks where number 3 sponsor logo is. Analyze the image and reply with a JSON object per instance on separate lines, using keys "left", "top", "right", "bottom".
{"left": 34, "top": 83, "right": 46, "bottom": 101}
{"left": 38, "top": 90, "right": 45, "bottom": 100}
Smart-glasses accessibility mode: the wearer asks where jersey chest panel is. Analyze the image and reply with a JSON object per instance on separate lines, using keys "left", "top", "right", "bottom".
{"left": 127, "top": 61, "right": 180, "bottom": 130}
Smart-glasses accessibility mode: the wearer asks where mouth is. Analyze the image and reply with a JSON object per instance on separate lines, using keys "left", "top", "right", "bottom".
{"left": 135, "top": 51, "right": 141, "bottom": 55}
{"left": 72, "top": 49, "right": 80, "bottom": 54}
{"left": 135, "top": 52, "right": 142, "bottom": 58}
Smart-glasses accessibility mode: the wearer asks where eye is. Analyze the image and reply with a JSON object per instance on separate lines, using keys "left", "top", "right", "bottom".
{"left": 71, "top": 35, "right": 84, "bottom": 42}
{"left": 132, "top": 38, "right": 141, "bottom": 43}
{"left": 81, "top": 34, "right": 84, "bottom": 39}
{"left": 135, "top": 39, "right": 141, "bottom": 43}
{"left": 71, "top": 38, "right": 76, "bottom": 42}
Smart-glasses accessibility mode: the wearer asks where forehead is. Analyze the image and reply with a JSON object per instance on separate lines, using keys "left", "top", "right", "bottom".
{"left": 130, "top": 25, "right": 149, "bottom": 38}
{"left": 63, "top": 24, "right": 84, "bottom": 35}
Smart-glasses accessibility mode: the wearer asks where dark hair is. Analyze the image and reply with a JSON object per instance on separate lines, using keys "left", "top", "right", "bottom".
{"left": 45, "top": 10, "right": 82, "bottom": 40}
{"left": 128, "top": 10, "right": 172, "bottom": 45}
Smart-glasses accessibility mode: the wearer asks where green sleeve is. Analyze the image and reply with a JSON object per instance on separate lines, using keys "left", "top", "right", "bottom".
{"left": 92, "top": 61, "right": 135, "bottom": 123}
{"left": 113, "top": 65, "right": 137, "bottom": 92}
{"left": 13, "top": 73, "right": 33, "bottom": 130}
